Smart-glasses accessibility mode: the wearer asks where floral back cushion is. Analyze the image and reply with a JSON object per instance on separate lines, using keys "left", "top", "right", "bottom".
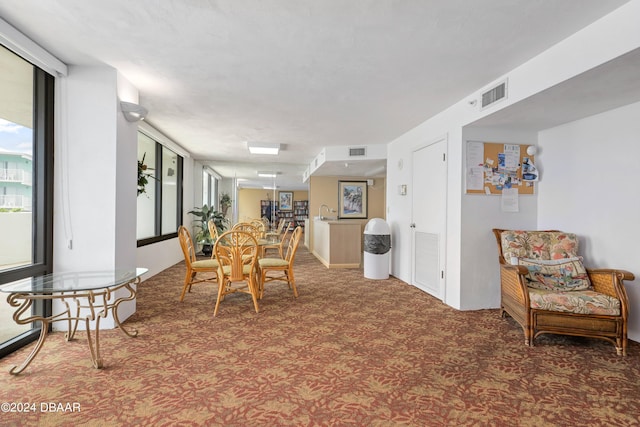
{"left": 518, "top": 257, "right": 591, "bottom": 291}
{"left": 500, "top": 230, "right": 580, "bottom": 261}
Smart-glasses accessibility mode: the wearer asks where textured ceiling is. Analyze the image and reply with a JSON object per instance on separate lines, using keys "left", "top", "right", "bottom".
{"left": 0, "top": 0, "right": 632, "bottom": 189}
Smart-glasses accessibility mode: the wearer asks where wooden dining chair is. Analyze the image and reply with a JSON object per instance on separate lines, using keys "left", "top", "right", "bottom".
{"left": 262, "top": 221, "right": 292, "bottom": 259}
{"left": 177, "top": 225, "right": 218, "bottom": 301}
{"left": 265, "top": 217, "right": 285, "bottom": 238}
{"left": 207, "top": 219, "right": 220, "bottom": 244}
{"left": 232, "top": 222, "right": 261, "bottom": 239}
{"left": 258, "top": 226, "right": 303, "bottom": 299}
{"left": 260, "top": 216, "right": 272, "bottom": 232}
{"left": 213, "top": 230, "right": 261, "bottom": 316}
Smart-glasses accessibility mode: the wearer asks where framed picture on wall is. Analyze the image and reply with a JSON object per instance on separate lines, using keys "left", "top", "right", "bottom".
{"left": 279, "top": 191, "right": 293, "bottom": 211}
{"left": 338, "top": 181, "right": 367, "bottom": 219}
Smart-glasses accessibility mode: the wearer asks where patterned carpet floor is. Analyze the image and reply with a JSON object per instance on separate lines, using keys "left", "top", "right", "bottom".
{"left": 1, "top": 247, "right": 639, "bottom": 426}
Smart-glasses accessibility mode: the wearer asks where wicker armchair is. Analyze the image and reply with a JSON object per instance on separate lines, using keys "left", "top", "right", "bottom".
{"left": 493, "top": 229, "right": 634, "bottom": 356}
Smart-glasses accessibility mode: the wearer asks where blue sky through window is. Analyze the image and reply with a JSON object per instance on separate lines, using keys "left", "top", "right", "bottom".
{"left": 0, "top": 118, "right": 32, "bottom": 155}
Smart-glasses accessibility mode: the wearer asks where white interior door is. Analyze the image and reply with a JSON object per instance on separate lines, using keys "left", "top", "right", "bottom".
{"left": 411, "top": 137, "right": 447, "bottom": 300}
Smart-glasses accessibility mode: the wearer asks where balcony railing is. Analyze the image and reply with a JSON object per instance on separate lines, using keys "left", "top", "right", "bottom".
{"left": 0, "top": 168, "right": 32, "bottom": 186}
{"left": 0, "top": 195, "right": 31, "bottom": 210}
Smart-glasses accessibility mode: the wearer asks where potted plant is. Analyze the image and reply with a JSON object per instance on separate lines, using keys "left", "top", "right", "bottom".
{"left": 188, "top": 204, "right": 229, "bottom": 256}
{"left": 219, "top": 192, "right": 232, "bottom": 217}
{"left": 137, "top": 153, "right": 157, "bottom": 196}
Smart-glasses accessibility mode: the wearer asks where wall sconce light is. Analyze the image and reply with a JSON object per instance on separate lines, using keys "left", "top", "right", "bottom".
{"left": 526, "top": 145, "right": 537, "bottom": 156}
{"left": 120, "top": 101, "right": 148, "bottom": 122}
{"left": 247, "top": 142, "right": 280, "bottom": 155}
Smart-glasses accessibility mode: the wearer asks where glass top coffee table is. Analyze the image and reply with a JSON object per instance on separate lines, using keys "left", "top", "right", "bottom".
{"left": 0, "top": 268, "right": 147, "bottom": 374}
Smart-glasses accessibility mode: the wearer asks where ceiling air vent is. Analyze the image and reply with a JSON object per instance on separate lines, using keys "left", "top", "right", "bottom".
{"left": 481, "top": 79, "right": 508, "bottom": 109}
{"left": 349, "top": 147, "right": 366, "bottom": 157}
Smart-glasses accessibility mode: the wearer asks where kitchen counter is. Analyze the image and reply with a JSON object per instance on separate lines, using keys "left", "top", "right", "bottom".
{"left": 312, "top": 218, "right": 366, "bottom": 268}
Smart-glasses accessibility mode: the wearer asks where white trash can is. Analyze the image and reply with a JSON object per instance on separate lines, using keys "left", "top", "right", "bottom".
{"left": 363, "top": 218, "right": 391, "bottom": 280}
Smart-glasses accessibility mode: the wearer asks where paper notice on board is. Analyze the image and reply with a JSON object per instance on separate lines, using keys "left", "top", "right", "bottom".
{"left": 467, "top": 142, "right": 484, "bottom": 166}
{"left": 501, "top": 188, "right": 519, "bottom": 212}
{"left": 503, "top": 144, "right": 520, "bottom": 169}
{"left": 466, "top": 141, "right": 485, "bottom": 191}
{"left": 467, "top": 167, "right": 484, "bottom": 190}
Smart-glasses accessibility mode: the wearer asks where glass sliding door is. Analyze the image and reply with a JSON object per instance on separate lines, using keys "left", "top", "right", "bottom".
{"left": 0, "top": 45, "right": 54, "bottom": 354}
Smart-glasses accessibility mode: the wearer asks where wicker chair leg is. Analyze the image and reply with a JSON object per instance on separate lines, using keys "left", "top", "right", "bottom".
{"left": 526, "top": 327, "right": 534, "bottom": 347}
{"left": 616, "top": 336, "right": 626, "bottom": 356}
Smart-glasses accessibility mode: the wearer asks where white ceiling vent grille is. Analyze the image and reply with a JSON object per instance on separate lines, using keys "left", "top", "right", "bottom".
{"left": 481, "top": 79, "right": 508, "bottom": 109}
{"left": 349, "top": 147, "right": 366, "bottom": 157}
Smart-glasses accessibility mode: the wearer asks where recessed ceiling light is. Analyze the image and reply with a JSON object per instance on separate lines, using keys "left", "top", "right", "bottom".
{"left": 247, "top": 142, "right": 280, "bottom": 155}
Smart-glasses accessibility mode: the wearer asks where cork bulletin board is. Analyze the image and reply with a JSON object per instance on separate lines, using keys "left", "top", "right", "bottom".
{"left": 465, "top": 141, "right": 537, "bottom": 195}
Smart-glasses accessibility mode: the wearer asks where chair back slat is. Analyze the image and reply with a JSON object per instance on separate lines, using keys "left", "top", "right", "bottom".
{"left": 232, "top": 222, "right": 261, "bottom": 239}
{"left": 207, "top": 219, "right": 220, "bottom": 243}
{"left": 215, "top": 230, "right": 258, "bottom": 281}
{"left": 178, "top": 226, "right": 197, "bottom": 265}
{"left": 275, "top": 218, "right": 285, "bottom": 234}
{"left": 285, "top": 226, "right": 303, "bottom": 263}
{"left": 213, "top": 229, "right": 260, "bottom": 315}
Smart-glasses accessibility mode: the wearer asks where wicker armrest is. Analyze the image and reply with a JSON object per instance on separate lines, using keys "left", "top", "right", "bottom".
{"left": 499, "top": 263, "right": 529, "bottom": 306}
{"left": 586, "top": 268, "right": 634, "bottom": 298}
{"left": 587, "top": 269, "right": 635, "bottom": 281}
{"left": 501, "top": 263, "right": 530, "bottom": 275}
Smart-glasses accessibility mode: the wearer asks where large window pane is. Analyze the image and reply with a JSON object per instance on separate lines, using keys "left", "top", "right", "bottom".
{"left": 0, "top": 47, "right": 33, "bottom": 272}
{"left": 202, "top": 169, "right": 218, "bottom": 209}
{"left": 0, "top": 44, "right": 54, "bottom": 351}
{"left": 0, "top": 47, "right": 34, "bottom": 342}
{"left": 136, "top": 133, "right": 157, "bottom": 240}
{"left": 136, "top": 130, "right": 182, "bottom": 246}
{"left": 161, "top": 146, "right": 178, "bottom": 235}
{"left": 202, "top": 170, "right": 208, "bottom": 206}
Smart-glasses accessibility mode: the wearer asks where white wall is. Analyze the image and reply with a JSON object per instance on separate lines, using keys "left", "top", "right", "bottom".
{"left": 460, "top": 127, "right": 539, "bottom": 309}
{"left": 137, "top": 238, "right": 183, "bottom": 279}
{"left": 54, "top": 66, "right": 119, "bottom": 272}
{"left": 115, "top": 72, "right": 141, "bottom": 322}
{"left": 53, "top": 65, "right": 136, "bottom": 329}
{"left": 386, "top": 0, "right": 640, "bottom": 311}
{"left": 537, "top": 101, "right": 640, "bottom": 341}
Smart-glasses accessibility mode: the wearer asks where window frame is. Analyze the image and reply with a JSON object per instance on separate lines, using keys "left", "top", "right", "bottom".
{"left": 0, "top": 58, "right": 55, "bottom": 357}
{"left": 136, "top": 133, "right": 183, "bottom": 247}
{"left": 202, "top": 168, "right": 218, "bottom": 209}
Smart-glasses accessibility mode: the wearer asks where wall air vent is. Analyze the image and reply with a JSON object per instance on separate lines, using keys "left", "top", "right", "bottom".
{"left": 481, "top": 79, "right": 508, "bottom": 109}
{"left": 348, "top": 147, "right": 366, "bottom": 157}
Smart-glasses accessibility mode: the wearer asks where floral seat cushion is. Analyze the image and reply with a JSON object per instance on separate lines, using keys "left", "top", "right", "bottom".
{"left": 528, "top": 288, "right": 620, "bottom": 316}
{"left": 501, "top": 230, "right": 580, "bottom": 261}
